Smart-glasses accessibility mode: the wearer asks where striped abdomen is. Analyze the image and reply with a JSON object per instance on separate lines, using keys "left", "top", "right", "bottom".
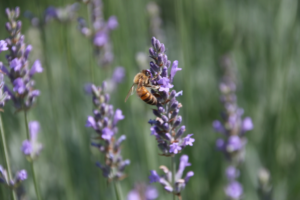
{"left": 137, "top": 86, "right": 157, "bottom": 105}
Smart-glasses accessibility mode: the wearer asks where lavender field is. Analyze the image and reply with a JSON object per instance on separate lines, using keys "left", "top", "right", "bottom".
{"left": 0, "top": 0, "right": 299, "bottom": 200}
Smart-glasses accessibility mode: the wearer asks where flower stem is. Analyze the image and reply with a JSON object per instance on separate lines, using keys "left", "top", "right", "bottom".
{"left": 86, "top": 2, "right": 95, "bottom": 83}
{"left": 172, "top": 155, "right": 176, "bottom": 200}
{"left": 113, "top": 181, "right": 123, "bottom": 200}
{"left": 0, "top": 114, "right": 17, "bottom": 200}
{"left": 23, "top": 110, "right": 42, "bottom": 200}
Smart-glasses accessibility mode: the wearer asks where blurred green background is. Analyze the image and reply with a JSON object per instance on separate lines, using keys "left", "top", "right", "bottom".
{"left": 0, "top": 0, "right": 300, "bottom": 199}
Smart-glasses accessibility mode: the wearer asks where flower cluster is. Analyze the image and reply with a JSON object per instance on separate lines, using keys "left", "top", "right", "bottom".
{"left": 86, "top": 82, "right": 129, "bottom": 181}
{"left": 2, "top": 7, "right": 43, "bottom": 111}
{"left": 147, "top": 37, "right": 195, "bottom": 156}
{"left": 149, "top": 155, "right": 194, "bottom": 197}
{"left": 213, "top": 56, "right": 253, "bottom": 199}
{"left": 146, "top": 2, "right": 165, "bottom": 42}
{"left": 21, "top": 121, "right": 43, "bottom": 161}
{"left": 78, "top": 0, "right": 118, "bottom": 66}
{"left": 0, "top": 165, "right": 27, "bottom": 189}
{"left": 127, "top": 183, "right": 158, "bottom": 200}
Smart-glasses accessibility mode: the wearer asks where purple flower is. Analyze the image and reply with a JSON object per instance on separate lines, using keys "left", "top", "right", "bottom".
{"left": 21, "top": 140, "right": 32, "bottom": 155}
{"left": 176, "top": 155, "right": 191, "bottom": 180}
{"left": 216, "top": 138, "right": 225, "bottom": 150}
{"left": 184, "top": 171, "right": 194, "bottom": 183}
{"left": 213, "top": 120, "right": 226, "bottom": 134}
{"left": 157, "top": 77, "right": 173, "bottom": 92}
{"left": 94, "top": 31, "right": 108, "bottom": 47}
{"left": 29, "top": 121, "right": 40, "bottom": 139}
{"left": 169, "top": 143, "right": 182, "bottom": 154}
{"left": 170, "top": 60, "right": 181, "bottom": 83}
{"left": 21, "top": 121, "right": 43, "bottom": 159}
{"left": 102, "top": 127, "right": 114, "bottom": 140}
{"left": 226, "top": 135, "right": 244, "bottom": 152}
{"left": 107, "top": 16, "right": 118, "bottom": 30}
{"left": 182, "top": 134, "right": 195, "bottom": 147}
{"left": 113, "top": 109, "right": 124, "bottom": 126}
{"left": 0, "top": 40, "right": 8, "bottom": 53}
{"left": 15, "top": 170, "right": 27, "bottom": 182}
{"left": 29, "top": 60, "right": 43, "bottom": 77}
{"left": 144, "top": 186, "right": 158, "bottom": 199}
{"left": 112, "top": 67, "right": 125, "bottom": 83}
{"left": 242, "top": 117, "right": 253, "bottom": 132}
{"left": 225, "top": 181, "right": 243, "bottom": 199}
{"left": 127, "top": 184, "right": 158, "bottom": 200}
{"left": 10, "top": 58, "right": 22, "bottom": 71}
{"left": 226, "top": 166, "right": 240, "bottom": 180}
{"left": 13, "top": 78, "right": 26, "bottom": 94}
{"left": 149, "top": 170, "right": 160, "bottom": 183}
{"left": 86, "top": 116, "right": 96, "bottom": 129}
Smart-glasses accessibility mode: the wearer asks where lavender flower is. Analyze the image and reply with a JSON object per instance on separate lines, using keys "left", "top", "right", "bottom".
{"left": 2, "top": 7, "right": 43, "bottom": 111}
{"left": 149, "top": 155, "right": 194, "bottom": 196}
{"left": 86, "top": 82, "right": 129, "bottom": 181}
{"left": 0, "top": 165, "right": 27, "bottom": 189}
{"left": 21, "top": 121, "right": 43, "bottom": 161}
{"left": 78, "top": 0, "right": 118, "bottom": 66}
{"left": 105, "top": 66, "right": 126, "bottom": 93}
{"left": 0, "top": 72, "right": 11, "bottom": 109}
{"left": 0, "top": 40, "right": 8, "bottom": 53}
{"left": 127, "top": 183, "right": 158, "bottom": 200}
{"left": 146, "top": 2, "right": 165, "bottom": 42}
{"left": 145, "top": 37, "right": 194, "bottom": 156}
{"left": 213, "top": 56, "right": 253, "bottom": 199}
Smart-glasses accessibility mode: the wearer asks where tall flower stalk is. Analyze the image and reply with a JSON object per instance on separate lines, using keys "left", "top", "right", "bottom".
{"left": 86, "top": 82, "right": 129, "bottom": 200}
{"left": 130, "top": 37, "right": 195, "bottom": 199}
{"left": 2, "top": 7, "right": 43, "bottom": 200}
{"left": 213, "top": 56, "right": 253, "bottom": 200}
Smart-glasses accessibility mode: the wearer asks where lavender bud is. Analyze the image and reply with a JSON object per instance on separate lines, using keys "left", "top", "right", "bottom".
{"left": 162, "top": 123, "right": 169, "bottom": 131}
{"left": 157, "top": 54, "right": 163, "bottom": 66}
{"left": 104, "top": 94, "right": 110, "bottom": 103}
{"left": 155, "top": 40, "right": 161, "bottom": 52}
{"left": 170, "top": 90, "right": 176, "bottom": 99}
{"left": 161, "top": 115, "right": 168, "bottom": 122}
{"left": 173, "top": 116, "right": 182, "bottom": 129}
{"left": 161, "top": 67, "right": 168, "bottom": 77}
{"left": 170, "top": 100, "right": 178, "bottom": 110}
{"left": 24, "top": 45, "right": 32, "bottom": 60}
{"left": 15, "top": 7, "right": 20, "bottom": 18}
{"left": 16, "top": 21, "right": 22, "bottom": 31}
{"left": 171, "top": 109, "right": 179, "bottom": 119}
{"left": 157, "top": 106, "right": 165, "bottom": 113}
{"left": 160, "top": 44, "right": 165, "bottom": 53}
{"left": 176, "top": 126, "right": 185, "bottom": 138}
{"left": 164, "top": 133, "right": 172, "bottom": 141}
{"left": 151, "top": 37, "right": 156, "bottom": 48}
{"left": 149, "top": 47, "right": 155, "bottom": 57}
{"left": 5, "top": 8, "right": 10, "bottom": 18}
{"left": 166, "top": 60, "right": 171, "bottom": 68}
{"left": 153, "top": 109, "right": 161, "bottom": 117}
{"left": 150, "top": 61, "right": 160, "bottom": 72}
{"left": 5, "top": 22, "right": 11, "bottom": 32}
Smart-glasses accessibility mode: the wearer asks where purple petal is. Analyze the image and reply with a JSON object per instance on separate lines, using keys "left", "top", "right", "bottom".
{"left": 182, "top": 134, "right": 195, "bottom": 147}
{"left": 13, "top": 78, "right": 26, "bottom": 94}
{"left": 16, "top": 170, "right": 27, "bottom": 182}
{"left": 10, "top": 58, "right": 22, "bottom": 71}
{"left": 21, "top": 140, "right": 32, "bottom": 155}
{"left": 242, "top": 117, "right": 253, "bottom": 132}
{"left": 145, "top": 186, "right": 158, "bottom": 199}
{"left": 213, "top": 120, "right": 225, "bottom": 134}
{"left": 0, "top": 40, "right": 8, "bottom": 53}
{"left": 94, "top": 31, "right": 108, "bottom": 46}
{"left": 226, "top": 135, "right": 243, "bottom": 152}
{"left": 101, "top": 127, "right": 114, "bottom": 140}
{"left": 107, "top": 16, "right": 118, "bottom": 30}
{"left": 226, "top": 166, "right": 240, "bottom": 180}
{"left": 169, "top": 143, "right": 182, "bottom": 154}
{"left": 170, "top": 60, "right": 181, "bottom": 83}
{"left": 184, "top": 171, "right": 194, "bottom": 183}
{"left": 176, "top": 155, "right": 191, "bottom": 180}
{"left": 149, "top": 170, "right": 160, "bottom": 183}
{"left": 216, "top": 138, "right": 225, "bottom": 150}
{"left": 28, "top": 121, "right": 40, "bottom": 140}
{"left": 225, "top": 181, "right": 243, "bottom": 199}
{"left": 86, "top": 116, "right": 96, "bottom": 129}
{"left": 127, "top": 190, "right": 140, "bottom": 200}
{"left": 29, "top": 60, "right": 43, "bottom": 76}
{"left": 113, "top": 109, "right": 124, "bottom": 126}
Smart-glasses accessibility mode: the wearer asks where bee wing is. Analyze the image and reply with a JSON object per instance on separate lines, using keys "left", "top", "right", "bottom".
{"left": 125, "top": 84, "right": 136, "bottom": 102}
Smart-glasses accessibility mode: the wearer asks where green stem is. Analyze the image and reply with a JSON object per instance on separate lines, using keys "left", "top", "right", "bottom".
{"left": 23, "top": 110, "right": 42, "bottom": 200}
{"left": 172, "top": 156, "right": 176, "bottom": 200}
{"left": 113, "top": 181, "right": 123, "bottom": 200}
{"left": 86, "top": 2, "right": 95, "bottom": 83}
{"left": 0, "top": 114, "right": 17, "bottom": 200}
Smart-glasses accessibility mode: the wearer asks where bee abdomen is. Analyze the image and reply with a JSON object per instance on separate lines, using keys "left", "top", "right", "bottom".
{"left": 137, "top": 87, "right": 157, "bottom": 105}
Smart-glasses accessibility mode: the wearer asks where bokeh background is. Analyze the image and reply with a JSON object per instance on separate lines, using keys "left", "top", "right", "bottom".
{"left": 0, "top": 0, "right": 300, "bottom": 199}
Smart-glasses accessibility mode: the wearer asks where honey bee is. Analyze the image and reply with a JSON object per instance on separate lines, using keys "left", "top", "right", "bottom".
{"left": 125, "top": 70, "right": 158, "bottom": 105}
